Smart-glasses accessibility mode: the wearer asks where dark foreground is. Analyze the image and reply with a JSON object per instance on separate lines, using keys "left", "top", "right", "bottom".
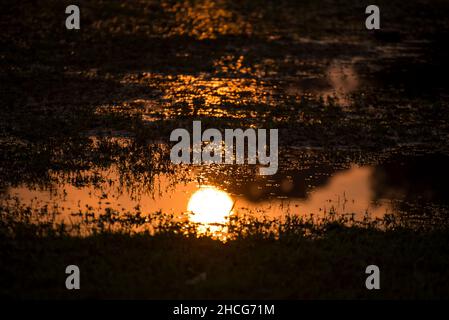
{"left": 2, "top": 219, "right": 449, "bottom": 299}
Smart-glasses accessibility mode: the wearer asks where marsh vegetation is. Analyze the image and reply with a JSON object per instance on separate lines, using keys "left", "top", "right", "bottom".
{"left": 1, "top": 0, "right": 449, "bottom": 298}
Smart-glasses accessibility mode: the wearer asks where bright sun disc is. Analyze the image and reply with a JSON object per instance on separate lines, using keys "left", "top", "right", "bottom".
{"left": 187, "top": 186, "right": 234, "bottom": 224}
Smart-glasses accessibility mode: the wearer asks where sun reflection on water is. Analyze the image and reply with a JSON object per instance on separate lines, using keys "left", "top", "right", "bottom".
{"left": 187, "top": 186, "right": 234, "bottom": 225}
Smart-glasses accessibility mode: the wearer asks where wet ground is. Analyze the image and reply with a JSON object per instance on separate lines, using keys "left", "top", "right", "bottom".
{"left": 1, "top": 0, "right": 449, "bottom": 235}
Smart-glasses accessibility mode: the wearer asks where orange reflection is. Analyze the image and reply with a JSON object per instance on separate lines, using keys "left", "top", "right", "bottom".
{"left": 162, "top": 0, "right": 252, "bottom": 39}
{"left": 2, "top": 165, "right": 393, "bottom": 238}
{"left": 187, "top": 186, "right": 234, "bottom": 224}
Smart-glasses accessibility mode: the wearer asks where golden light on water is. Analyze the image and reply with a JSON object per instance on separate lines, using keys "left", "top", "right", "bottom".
{"left": 187, "top": 186, "right": 234, "bottom": 225}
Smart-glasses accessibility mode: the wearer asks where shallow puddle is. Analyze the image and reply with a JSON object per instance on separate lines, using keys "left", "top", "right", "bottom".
{"left": 2, "top": 150, "right": 448, "bottom": 235}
